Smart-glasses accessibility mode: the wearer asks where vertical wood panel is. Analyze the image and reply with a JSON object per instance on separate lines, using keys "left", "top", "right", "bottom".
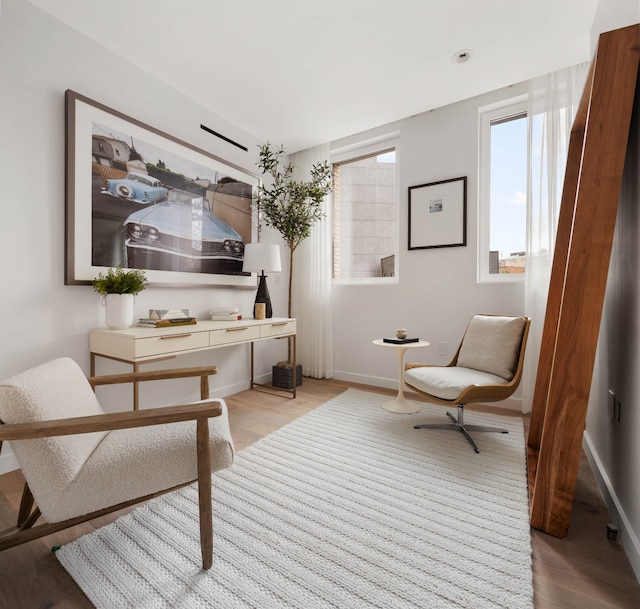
{"left": 528, "top": 24, "right": 640, "bottom": 538}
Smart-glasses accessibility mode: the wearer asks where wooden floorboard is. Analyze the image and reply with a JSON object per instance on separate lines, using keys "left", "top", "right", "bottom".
{"left": 0, "top": 378, "right": 638, "bottom": 608}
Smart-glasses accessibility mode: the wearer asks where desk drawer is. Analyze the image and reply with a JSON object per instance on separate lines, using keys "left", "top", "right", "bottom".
{"left": 210, "top": 325, "right": 260, "bottom": 346}
{"left": 136, "top": 331, "right": 209, "bottom": 358}
{"left": 260, "top": 320, "right": 296, "bottom": 338}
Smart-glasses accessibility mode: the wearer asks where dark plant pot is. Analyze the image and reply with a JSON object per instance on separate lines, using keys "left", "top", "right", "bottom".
{"left": 272, "top": 363, "right": 303, "bottom": 389}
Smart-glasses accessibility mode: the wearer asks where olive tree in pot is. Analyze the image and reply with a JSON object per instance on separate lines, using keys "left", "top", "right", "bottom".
{"left": 255, "top": 143, "right": 332, "bottom": 389}
{"left": 93, "top": 265, "right": 147, "bottom": 329}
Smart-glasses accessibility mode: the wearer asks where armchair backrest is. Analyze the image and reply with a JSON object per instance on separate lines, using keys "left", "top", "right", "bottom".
{"left": 455, "top": 315, "right": 528, "bottom": 381}
{"left": 0, "top": 358, "right": 107, "bottom": 494}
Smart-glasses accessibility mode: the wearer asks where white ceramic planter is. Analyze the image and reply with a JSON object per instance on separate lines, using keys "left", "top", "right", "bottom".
{"left": 103, "top": 294, "right": 134, "bottom": 329}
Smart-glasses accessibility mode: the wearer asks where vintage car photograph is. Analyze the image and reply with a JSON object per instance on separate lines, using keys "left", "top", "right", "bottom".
{"left": 102, "top": 171, "right": 169, "bottom": 204}
{"left": 123, "top": 189, "right": 245, "bottom": 275}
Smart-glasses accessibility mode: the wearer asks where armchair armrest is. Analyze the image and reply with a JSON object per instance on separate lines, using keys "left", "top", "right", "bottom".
{"left": 87, "top": 365, "right": 217, "bottom": 387}
{"left": 0, "top": 399, "right": 222, "bottom": 442}
{"left": 88, "top": 365, "right": 217, "bottom": 404}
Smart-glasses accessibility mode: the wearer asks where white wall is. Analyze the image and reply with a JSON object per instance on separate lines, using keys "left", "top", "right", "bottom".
{"left": 584, "top": 0, "right": 640, "bottom": 580}
{"left": 330, "top": 87, "right": 526, "bottom": 392}
{"left": 0, "top": 0, "right": 289, "bottom": 473}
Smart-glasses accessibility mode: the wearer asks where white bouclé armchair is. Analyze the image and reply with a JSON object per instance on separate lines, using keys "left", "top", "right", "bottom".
{"left": 0, "top": 357, "right": 234, "bottom": 569}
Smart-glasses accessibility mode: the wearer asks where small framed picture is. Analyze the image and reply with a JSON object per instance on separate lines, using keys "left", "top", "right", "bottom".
{"left": 408, "top": 176, "right": 467, "bottom": 250}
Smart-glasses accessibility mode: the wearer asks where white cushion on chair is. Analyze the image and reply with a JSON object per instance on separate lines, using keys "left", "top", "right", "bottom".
{"left": 0, "top": 357, "right": 235, "bottom": 524}
{"left": 42, "top": 400, "right": 234, "bottom": 522}
{"left": 456, "top": 315, "right": 525, "bottom": 380}
{"left": 404, "top": 366, "right": 506, "bottom": 401}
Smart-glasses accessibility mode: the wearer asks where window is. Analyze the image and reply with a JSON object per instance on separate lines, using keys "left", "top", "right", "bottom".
{"left": 479, "top": 98, "right": 528, "bottom": 281}
{"left": 332, "top": 143, "right": 397, "bottom": 282}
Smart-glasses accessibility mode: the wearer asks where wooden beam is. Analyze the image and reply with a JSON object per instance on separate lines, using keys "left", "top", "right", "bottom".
{"left": 528, "top": 24, "right": 640, "bottom": 538}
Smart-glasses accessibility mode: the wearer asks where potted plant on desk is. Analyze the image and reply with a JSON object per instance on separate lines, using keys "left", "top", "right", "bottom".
{"left": 92, "top": 265, "right": 147, "bottom": 329}
{"left": 255, "top": 143, "right": 332, "bottom": 389}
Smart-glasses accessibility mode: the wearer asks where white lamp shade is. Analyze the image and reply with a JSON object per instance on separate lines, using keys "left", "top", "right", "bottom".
{"left": 242, "top": 243, "right": 282, "bottom": 273}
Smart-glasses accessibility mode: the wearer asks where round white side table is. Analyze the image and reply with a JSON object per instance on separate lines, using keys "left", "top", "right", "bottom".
{"left": 372, "top": 339, "right": 430, "bottom": 413}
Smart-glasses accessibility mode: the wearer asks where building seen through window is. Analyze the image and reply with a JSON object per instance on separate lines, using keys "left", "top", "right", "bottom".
{"left": 332, "top": 148, "right": 396, "bottom": 280}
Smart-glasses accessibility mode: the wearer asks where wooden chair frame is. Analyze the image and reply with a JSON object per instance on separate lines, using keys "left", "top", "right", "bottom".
{"left": 0, "top": 365, "right": 221, "bottom": 570}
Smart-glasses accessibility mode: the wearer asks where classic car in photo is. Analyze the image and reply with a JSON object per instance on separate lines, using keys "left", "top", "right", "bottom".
{"left": 123, "top": 189, "right": 245, "bottom": 274}
{"left": 103, "top": 171, "right": 169, "bottom": 204}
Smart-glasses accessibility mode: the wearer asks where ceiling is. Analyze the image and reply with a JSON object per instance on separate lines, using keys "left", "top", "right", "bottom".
{"left": 29, "top": 0, "right": 599, "bottom": 153}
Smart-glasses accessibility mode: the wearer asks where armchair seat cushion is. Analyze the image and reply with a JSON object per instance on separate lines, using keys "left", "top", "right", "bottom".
{"left": 404, "top": 366, "right": 506, "bottom": 401}
{"left": 41, "top": 401, "right": 234, "bottom": 523}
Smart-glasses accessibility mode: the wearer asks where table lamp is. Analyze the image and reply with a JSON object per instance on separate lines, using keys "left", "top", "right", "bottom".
{"left": 242, "top": 243, "right": 282, "bottom": 318}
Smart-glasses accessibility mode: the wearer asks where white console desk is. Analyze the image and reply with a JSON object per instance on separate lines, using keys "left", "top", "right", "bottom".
{"left": 90, "top": 317, "right": 297, "bottom": 407}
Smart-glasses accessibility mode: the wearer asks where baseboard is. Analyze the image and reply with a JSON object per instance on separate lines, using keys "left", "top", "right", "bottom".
{"left": 583, "top": 431, "right": 640, "bottom": 581}
{"left": 333, "top": 370, "right": 397, "bottom": 390}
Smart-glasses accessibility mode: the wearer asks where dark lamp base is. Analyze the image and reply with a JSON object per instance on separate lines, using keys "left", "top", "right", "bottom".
{"left": 254, "top": 271, "right": 273, "bottom": 318}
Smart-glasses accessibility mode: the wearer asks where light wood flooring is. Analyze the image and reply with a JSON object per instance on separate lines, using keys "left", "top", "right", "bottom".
{"left": 0, "top": 378, "right": 638, "bottom": 608}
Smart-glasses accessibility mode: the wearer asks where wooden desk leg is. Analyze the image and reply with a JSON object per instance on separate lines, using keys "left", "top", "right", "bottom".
{"left": 133, "top": 362, "right": 139, "bottom": 411}
{"left": 250, "top": 342, "right": 255, "bottom": 390}
{"left": 293, "top": 334, "right": 297, "bottom": 399}
{"left": 90, "top": 352, "right": 96, "bottom": 376}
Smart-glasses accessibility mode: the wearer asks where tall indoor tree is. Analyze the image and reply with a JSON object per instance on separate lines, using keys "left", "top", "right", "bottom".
{"left": 255, "top": 143, "right": 332, "bottom": 369}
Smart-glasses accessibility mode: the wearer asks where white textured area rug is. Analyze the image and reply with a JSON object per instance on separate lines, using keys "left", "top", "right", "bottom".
{"left": 57, "top": 389, "right": 533, "bottom": 609}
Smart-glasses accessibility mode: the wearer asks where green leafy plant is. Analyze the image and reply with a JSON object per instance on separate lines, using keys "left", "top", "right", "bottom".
{"left": 255, "top": 143, "right": 332, "bottom": 318}
{"left": 92, "top": 265, "right": 147, "bottom": 296}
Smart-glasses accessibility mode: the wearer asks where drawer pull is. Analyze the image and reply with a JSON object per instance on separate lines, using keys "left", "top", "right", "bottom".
{"left": 226, "top": 326, "right": 249, "bottom": 332}
{"left": 160, "top": 333, "right": 192, "bottom": 339}
{"left": 271, "top": 322, "right": 288, "bottom": 327}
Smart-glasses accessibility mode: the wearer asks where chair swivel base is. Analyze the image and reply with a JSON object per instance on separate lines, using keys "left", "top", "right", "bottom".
{"left": 414, "top": 404, "right": 508, "bottom": 453}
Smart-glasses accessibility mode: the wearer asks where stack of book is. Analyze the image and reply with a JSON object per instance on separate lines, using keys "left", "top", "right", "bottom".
{"left": 211, "top": 307, "right": 241, "bottom": 321}
{"left": 137, "top": 317, "right": 197, "bottom": 328}
{"left": 382, "top": 336, "right": 420, "bottom": 344}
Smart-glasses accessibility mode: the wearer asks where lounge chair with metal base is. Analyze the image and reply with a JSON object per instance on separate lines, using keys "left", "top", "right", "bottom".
{"left": 404, "top": 315, "right": 530, "bottom": 453}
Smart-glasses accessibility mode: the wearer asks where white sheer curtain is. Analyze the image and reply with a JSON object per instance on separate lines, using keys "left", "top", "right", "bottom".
{"left": 522, "top": 63, "right": 589, "bottom": 413}
{"left": 289, "top": 144, "right": 334, "bottom": 378}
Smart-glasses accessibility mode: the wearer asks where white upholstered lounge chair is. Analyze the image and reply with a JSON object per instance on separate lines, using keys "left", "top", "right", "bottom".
{"left": 0, "top": 357, "right": 235, "bottom": 569}
{"left": 404, "top": 315, "right": 530, "bottom": 453}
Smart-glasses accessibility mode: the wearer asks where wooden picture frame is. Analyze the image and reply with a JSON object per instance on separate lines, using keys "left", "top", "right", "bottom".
{"left": 65, "top": 90, "right": 259, "bottom": 288}
{"left": 408, "top": 176, "right": 467, "bottom": 250}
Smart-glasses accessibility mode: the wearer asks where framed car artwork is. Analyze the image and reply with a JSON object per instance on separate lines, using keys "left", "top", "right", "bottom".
{"left": 65, "top": 90, "right": 259, "bottom": 288}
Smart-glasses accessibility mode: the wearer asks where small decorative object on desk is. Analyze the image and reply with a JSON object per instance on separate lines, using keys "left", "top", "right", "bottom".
{"left": 211, "top": 307, "right": 241, "bottom": 321}
{"left": 148, "top": 308, "right": 190, "bottom": 320}
{"left": 137, "top": 317, "right": 197, "bottom": 328}
{"left": 383, "top": 331, "right": 420, "bottom": 344}
{"left": 254, "top": 303, "right": 266, "bottom": 320}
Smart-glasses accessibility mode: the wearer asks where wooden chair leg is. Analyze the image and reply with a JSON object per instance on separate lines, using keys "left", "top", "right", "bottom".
{"left": 196, "top": 417, "right": 213, "bottom": 570}
{"left": 17, "top": 482, "right": 35, "bottom": 527}
{"left": 18, "top": 507, "right": 41, "bottom": 532}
